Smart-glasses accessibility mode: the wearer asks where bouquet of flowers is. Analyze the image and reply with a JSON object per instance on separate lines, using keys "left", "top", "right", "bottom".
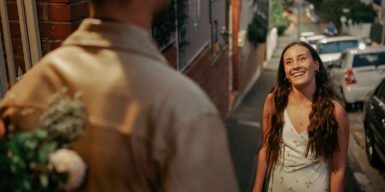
{"left": 0, "top": 88, "right": 87, "bottom": 191}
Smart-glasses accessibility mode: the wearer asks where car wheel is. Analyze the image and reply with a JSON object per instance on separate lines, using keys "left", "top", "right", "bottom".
{"left": 365, "top": 125, "right": 380, "bottom": 167}
{"left": 345, "top": 102, "right": 352, "bottom": 112}
{"left": 340, "top": 87, "right": 353, "bottom": 112}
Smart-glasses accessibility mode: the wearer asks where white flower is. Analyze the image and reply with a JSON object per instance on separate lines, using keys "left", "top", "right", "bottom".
{"left": 49, "top": 148, "right": 87, "bottom": 191}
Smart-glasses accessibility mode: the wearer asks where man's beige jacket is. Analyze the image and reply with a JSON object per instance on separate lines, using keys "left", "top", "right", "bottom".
{"left": 0, "top": 19, "right": 239, "bottom": 192}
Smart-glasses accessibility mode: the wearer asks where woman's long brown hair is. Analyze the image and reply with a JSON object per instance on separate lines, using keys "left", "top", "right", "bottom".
{"left": 266, "top": 42, "right": 339, "bottom": 166}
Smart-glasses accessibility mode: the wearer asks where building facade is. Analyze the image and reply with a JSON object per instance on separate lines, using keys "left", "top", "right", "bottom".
{"left": 0, "top": 0, "right": 265, "bottom": 118}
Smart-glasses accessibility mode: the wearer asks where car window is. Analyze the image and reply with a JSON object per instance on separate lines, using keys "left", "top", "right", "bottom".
{"left": 377, "top": 52, "right": 385, "bottom": 66}
{"left": 375, "top": 80, "right": 385, "bottom": 102}
{"left": 353, "top": 53, "right": 378, "bottom": 68}
{"left": 318, "top": 40, "right": 358, "bottom": 54}
{"left": 338, "top": 53, "right": 347, "bottom": 68}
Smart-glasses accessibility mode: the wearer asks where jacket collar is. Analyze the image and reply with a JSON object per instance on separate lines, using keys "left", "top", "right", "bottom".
{"left": 63, "top": 18, "right": 166, "bottom": 63}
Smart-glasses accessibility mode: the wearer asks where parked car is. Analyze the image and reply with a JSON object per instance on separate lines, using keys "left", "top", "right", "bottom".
{"left": 324, "top": 23, "right": 338, "bottom": 36}
{"left": 300, "top": 31, "right": 315, "bottom": 41}
{"left": 317, "top": 36, "right": 359, "bottom": 69}
{"left": 363, "top": 78, "right": 385, "bottom": 166}
{"left": 329, "top": 46, "right": 385, "bottom": 110}
{"left": 304, "top": 35, "right": 325, "bottom": 50}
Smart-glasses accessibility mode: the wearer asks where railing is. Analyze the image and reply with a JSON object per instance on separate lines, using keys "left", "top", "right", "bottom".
{"left": 0, "top": 0, "right": 41, "bottom": 97}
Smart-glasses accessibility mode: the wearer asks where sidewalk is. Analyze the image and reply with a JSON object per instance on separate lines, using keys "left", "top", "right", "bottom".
{"left": 225, "top": 28, "right": 361, "bottom": 192}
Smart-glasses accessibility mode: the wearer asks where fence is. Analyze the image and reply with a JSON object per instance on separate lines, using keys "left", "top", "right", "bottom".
{"left": 178, "top": 0, "right": 227, "bottom": 71}
{"left": 0, "top": 0, "right": 41, "bottom": 97}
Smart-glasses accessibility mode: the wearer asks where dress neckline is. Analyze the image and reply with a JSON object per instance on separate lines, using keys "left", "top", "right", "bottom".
{"left": 284, "top": 109, "right": 307, "bottom": 136}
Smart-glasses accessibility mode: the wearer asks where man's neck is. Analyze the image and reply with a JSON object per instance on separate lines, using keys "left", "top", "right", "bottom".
{"left": 90, "top": 3, "right": 153, "bottom": 32}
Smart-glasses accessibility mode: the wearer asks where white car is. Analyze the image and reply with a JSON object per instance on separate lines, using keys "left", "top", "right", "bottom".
{"left": 329, "top": 46, "right": 385, "bottom": 109}
{"left": 317, "top": 36, "right": 359, "bottom": 69}
{"left": 303, "top": 35, "right": 325, "bottom": 50}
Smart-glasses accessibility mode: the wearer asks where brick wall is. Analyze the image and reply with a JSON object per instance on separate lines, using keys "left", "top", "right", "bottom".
{"left": 37, "top": 0, "right": 89, "bottom": 55}
{"left": 237, "top": 42, "right": 266, "bottom": 95}
{"left": 0, "top": 0, "right": 88, "bottom": 76}
{"left": 185, "top": 46, "right": 231, "bottom": 119}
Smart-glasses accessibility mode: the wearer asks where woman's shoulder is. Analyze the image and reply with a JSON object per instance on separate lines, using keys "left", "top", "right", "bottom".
{"left": 332, "top": 100, "right": 345, "bottom": 116}
{"left": 264, "top": 93, "right": 275, "bottom": 106}
{"left": 263, "top": 93, "right": 275, "bottom": 115}
{"left": 266, "top": 92, "right": 276, "bottom": 102}
{"left": 332, "top": 100, "right": 349, "bottom": 129}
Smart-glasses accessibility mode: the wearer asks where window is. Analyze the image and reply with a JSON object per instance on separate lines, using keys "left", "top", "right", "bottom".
{"left": 375, "top": 79, "right": 385, "bottom": 102}
{"left": 318, "top": 40, "right": 358, "bottom": 54}
{"left": 377, "top": 52, "right": 385, "bottom": 66}
{"left": 336, "top": 53, "right": 346, "bottom": 68}
{"left": 178, "top": 0, "right": 211, "bottom": 71}
{"left": 353, "top": 53, "right": 378, "bottom": 68}
{"left": 209, "top": 0, "right": 227, "bottom": 56}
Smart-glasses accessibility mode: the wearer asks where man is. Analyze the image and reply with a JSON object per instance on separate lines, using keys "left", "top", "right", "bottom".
{"left": 0, "top": 0, "right": 239, "bottom": 191}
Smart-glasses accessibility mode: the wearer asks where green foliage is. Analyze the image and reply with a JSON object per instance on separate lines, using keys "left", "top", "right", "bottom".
{"left": 307, "top": 0, "right": 323, "bottom": 11}
{"left": 272, "top": 0, "right": 291, "bottom": 36}
{"left": 319, "top": 0, "right": 342, "bottom": 27}
{"left": 152, "top": 0, "right": 177, "bottom": 48}
{"left": 370, "top": 23, "right": 383, "bottom": 43}
{"left": 152, "top": 0, "right": 189, "bottom": 49}
{"left": 247, "top": 14, "right": 268, "bottom": 47}
{"left": 319, "top": 0, "right": 377, "bottom": 28}
{"left": 176, "top": 0, "right": 189, "bottom": 50}
{"left": 0, "top": 88, "right": 85, "bottom": 191}
{"left": 346, "top": 2, "right": 377, "bottom": 24}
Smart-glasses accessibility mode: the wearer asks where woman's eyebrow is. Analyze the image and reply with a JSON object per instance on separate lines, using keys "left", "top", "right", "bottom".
{"left": 297, "top": 54, "right": 306, "bottom": 57}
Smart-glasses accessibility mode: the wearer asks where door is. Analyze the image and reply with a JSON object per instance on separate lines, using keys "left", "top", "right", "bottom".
{"left": 372, "top": 79, "right": 385, "bottom": 158}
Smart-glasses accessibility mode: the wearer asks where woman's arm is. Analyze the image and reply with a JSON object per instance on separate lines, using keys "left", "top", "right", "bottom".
{"left": 252, "top": 93, "right": 274, "bottom": 192}
{"left": 329, "top": 101, "right": 350, "bottom": 192}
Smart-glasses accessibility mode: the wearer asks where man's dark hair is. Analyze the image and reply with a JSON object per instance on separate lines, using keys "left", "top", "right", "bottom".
{"left": 89, "top": 0, "right": 130, "bottom": 6}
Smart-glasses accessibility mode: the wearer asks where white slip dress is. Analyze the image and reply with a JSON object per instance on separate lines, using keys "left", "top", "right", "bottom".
{"left": 267, "top": 109, "right": 330, "bottom": 192}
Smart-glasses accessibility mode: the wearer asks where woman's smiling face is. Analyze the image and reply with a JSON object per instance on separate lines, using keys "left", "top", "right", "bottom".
{"left": 283, "top": 45, "right": 319, "bottom": 89}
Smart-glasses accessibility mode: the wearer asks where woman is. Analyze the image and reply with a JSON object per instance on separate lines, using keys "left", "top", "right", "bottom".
{"left": 252, "top": 42, "right": 349, "bottom": 192}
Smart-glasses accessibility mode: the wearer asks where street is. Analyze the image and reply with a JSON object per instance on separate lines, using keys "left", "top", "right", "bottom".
{"left": 347, "top": 111, "right": 385, "bottom": 192}
{"left": 226, "top": 2, "right": 385, "bottom": 191}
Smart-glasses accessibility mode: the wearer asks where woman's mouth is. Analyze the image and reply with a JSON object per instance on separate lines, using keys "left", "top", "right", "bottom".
{"left": 292, "top": 71, "right": 305, "bottom": 77}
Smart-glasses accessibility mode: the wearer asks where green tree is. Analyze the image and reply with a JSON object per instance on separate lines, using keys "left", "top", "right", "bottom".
{"left": 272, "top": 0, "right": 291, "bottom": 36}
{"left": 346, "top": 1, "right": 377, "bottom": 24}
{"left": 319, "top": 0, "right": 376, "bottom": 30}
{"left": 247, "top": 14, "right": 268, "bottom": 47}
{"left": 319, "top": 0, "right": 342, "bottom": 28}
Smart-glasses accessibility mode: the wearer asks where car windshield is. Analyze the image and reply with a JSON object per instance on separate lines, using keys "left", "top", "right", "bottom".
{"left": 318, "top": 40, "right": 358, "bottom": 54}
{"left": 353, "top": 52, "right": 385, "bottom": 67}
